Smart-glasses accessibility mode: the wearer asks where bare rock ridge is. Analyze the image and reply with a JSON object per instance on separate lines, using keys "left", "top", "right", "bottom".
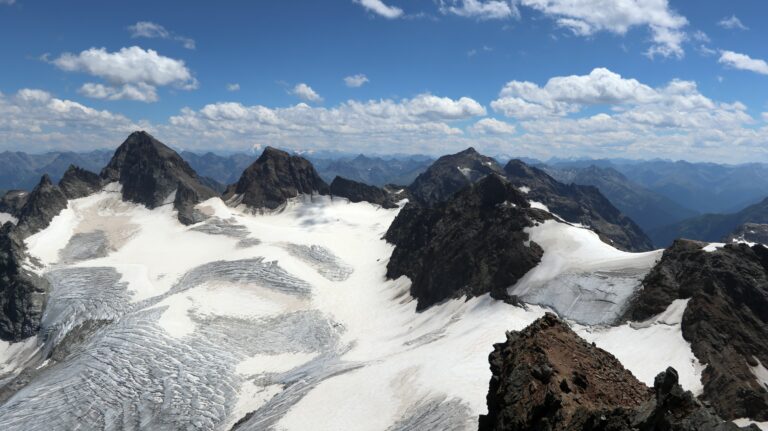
{"left": 100, "top": 131, "right": 218, "bottom": 225}
{"left": 224, "top": 146, "right": 329, "bottom": 210}
{"left": 0, "top": 223, "right": 50, "bottom": 342}
{"left": 15, "top": 174, "right": 68, "bottom": 237}
{"left": 504, "top": 159, "right": 653, "bottom": 252}
{"left": 406, "top": 147, "right": 503, "bottom": 206}
{"left": 0, "top": 169, "right": 102, "bottom": 342}
{"left": 625, "top": 239, "right": 768, "bottom": 421}
{"left": 329, "top": 176, "right": 398, "bottom": 208}
{"left": 0, "top": 190, "right": 28, "bottom": 216}
{"left": 479, "top": 313, "right": 757, "bottom": 431}
{"left": 58, "top": 165, "right": 103, "bottom": 200}
{"left": 385, "top": 174, "right": 549, "bottom": 310}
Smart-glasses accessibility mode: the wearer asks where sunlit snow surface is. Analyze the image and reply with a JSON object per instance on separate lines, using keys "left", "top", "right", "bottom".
{"left": 0, "top": 188, "right": 702, "bottom": 430}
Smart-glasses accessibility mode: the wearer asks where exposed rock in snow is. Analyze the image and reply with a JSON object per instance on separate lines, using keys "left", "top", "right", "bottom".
{"left": 727, "top": 223, "right": 768, "bottom": 245}
{"left": 329, "top": 176, "right": 398, "bottom": 208}
{"left": 479, "top": 313, "right": 755, "bottom": 431}
{"left": 626, "top": 239, "right": 768, "bottom": 421}
{"left": 406, "top": 148, "right": 503, "bottom": 206}
{"left": 224, "top": 146, "right": 329, "bottom": 211}
{"left": 386, "top": 174, "right": 549, "bottom": 310}
{"left": 58, "top": 165, "right": 102, "bottom": 200}
{"left": 0, "top": 191, "right": 27, "bottom": 218}
{"left": 0, "top": 224, "right": 50, "bottom": 342}
{"left": 100, "top": 131, "right": 218, "bottom": 225}
{"left": 15, "top": 175, "right": 68, "bottom": 238}
{"left": 504, "top": 159, "right": 653, "bottom": 252}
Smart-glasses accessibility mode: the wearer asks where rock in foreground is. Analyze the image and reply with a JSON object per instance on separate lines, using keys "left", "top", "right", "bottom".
{"left": 479, "top": 313, "right": 757, "bottom": 431}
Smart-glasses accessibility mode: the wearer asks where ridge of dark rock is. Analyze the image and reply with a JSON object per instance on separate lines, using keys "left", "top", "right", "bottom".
{"left": 100, "top": 131, "right": 217, "bottom": 225}
{"left": 504, "top": 159, "right": 653, "bottom": 252}
{"left": 406, "top": 147, "right": 503, "bottom": 206}
{"left": 625, "top": 239, "right": 768, "bottom": 421}
{"left": 0, "top": 223, "right": 50, "bottom": 342}
{"left": 58, "top": 165, "right": 103, "bottom": 200}
{"left": 329, "top": 176, "right": 398, "bottom": 208}
{"left": 0, "top": 190, "right": 28, "bottom": 216}
{"left": 15, "top": 174, "right": 68, "bottom": 237}
{"left": 224, "top": 146, "right": 329, "bottom": 210}
{"left": 479, "top": 313, "right": 757, "bottom": 431}
{"left": 385, "top": 174, "right": 549, "bottom": 310}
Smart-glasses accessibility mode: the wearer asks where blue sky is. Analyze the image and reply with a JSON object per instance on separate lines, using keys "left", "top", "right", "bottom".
{"left": 1, "top": 0, "right": 768, "bottom": 162}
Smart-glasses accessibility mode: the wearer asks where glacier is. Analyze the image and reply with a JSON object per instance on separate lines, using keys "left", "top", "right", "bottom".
{"left": 0, "top": 187, "right": 703, "bottom": 430}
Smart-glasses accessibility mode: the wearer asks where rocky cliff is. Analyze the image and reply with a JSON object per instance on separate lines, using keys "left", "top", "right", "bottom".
{"left": 224, "top": 146, "right": 329, "bottom": 210}
{"left": 479, "top": 313, "right": 757, "bottom": 431}
{"left": 101, "top": 131, "right": 217, "bottom": 225}
{"left": 385, "top": 174, "right": 548, "bottom": 310}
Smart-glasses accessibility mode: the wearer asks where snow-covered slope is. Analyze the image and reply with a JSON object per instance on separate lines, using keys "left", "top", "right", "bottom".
{"left": 0, "top": 189, "right": 703, "bottom": 430}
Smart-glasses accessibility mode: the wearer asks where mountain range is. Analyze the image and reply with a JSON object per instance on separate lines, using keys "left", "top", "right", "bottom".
{"left": 0, "top": 133, "right": 765, "bottom": 430}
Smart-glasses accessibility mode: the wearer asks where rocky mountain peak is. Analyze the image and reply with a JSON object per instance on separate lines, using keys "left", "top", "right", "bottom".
{"left": 479, "top": 314, "right": 757, "bottom": 431}
{"left": 224, "top": 146, "right": 329, "bottom": 210}
{"left": 504, "top": 159, "right": 654, "bottom": 252}
{"left": 15, "top": 174, "right": 68, "bottom": 237}
{"left": 386, "top": 174, "right": 548, "bottom": 310}
{"left": 406, "top": 147, "right": 503, "bottom": 206}
{"left": 59, "top": 165, "right": 103, "bottom": 200}
{"left": 100, "top": 131, "right": 217, "bottom": 225}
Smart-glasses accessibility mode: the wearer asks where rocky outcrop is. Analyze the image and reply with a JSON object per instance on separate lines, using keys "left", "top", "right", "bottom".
{"left": 504, "top": 160, "right": 653, "bottom": 252}
{"left": 224, "top": 146, "right": 329, "bottom": 210}
{"left": 15, "top": 175, "right": 68, "bottom": 237}
{"left": 59, "top": 165, "right": 103, "bottom": 200}
{"left": 385, "top": 174, "right": 548, "bottom": 310}
{"left": 727, "top": 223, "right": 768, "bottom": 245}
{"left": 406, "top": 148, "right": 503, "bottom": 206}
{"left": 101, "top": 131, "right": 217, "bottom": 225}
{"left": 479, "top": 313, "right": 756, "bottom": 431}
{"left": 0, "top": 190, "right": 28, "bottom": 216}
{"left": 330, "top": 176, "right": 398, "bottom": 208}
{"left": 625, "top": 240, "right": 768, "bottom": 421}
{"left": 0, "top": 223, "right": 50, "bottom": 342}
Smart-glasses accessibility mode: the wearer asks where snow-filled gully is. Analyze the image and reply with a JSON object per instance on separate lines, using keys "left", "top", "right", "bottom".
{"left": 0, "top": 191, "right": 704, "bottom": 430}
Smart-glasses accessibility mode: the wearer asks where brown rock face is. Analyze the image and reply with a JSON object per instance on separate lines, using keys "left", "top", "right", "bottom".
{"left": 626, "top": 239, "right": 768, "bottom": 421}
{"left": 225, "top": 147, "right": 329, "bottom": 210}
{"left": 479, "top": 313, "right": 650, "bottom": 430}
{"left": 479, "top": 314, "right": 758, "bottom": 431}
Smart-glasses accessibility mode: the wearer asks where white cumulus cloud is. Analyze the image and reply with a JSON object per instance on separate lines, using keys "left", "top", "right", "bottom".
{"left": 718, "top": 51, "right": 768, "bottom": 75}
{"left": 344, "top": 74, "right": 369, "bottom": 88}
{"left": 291, "top": 83, "right": 323, "bottom": 102}
{"left": 51, "top": 46, "right": 198, "bottom": 103}
{"left": 353, "top": 0, "right": 404, "bottom": 19}
{"left": 517, "top": 0, "right": 688, "bottom": 58}
{"left": 471, "top": 118, "right": 517, "bottom": 134}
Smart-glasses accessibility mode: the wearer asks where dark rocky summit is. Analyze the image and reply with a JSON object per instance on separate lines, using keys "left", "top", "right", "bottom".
{"left": 0, "top": 223, "right": 50, "bottom": 342}
{"left": 101, "top": 131, "right": 218, "bottom": 225}
{"left": 479, "top": 313, "right": 757, "bottom": 431}
{"left": 0, "top": 190, "right": 28, "bottom": 217}
{"left": 625, "top": 240, "right": 768, "bottom": 421}
{"left": 58, "top": 165, "right": 103, "bottom": 200}
{"left": 224, "top": 146, "right": 329, "bottom": 210}
{"left": 385, "top": 174, "right": 548, "bottom": 310}
{"left": 330, "top": 176, "right": 398, "bottom": 208}
{"left": 406, "top": 147, "right": 503, "bottom": 206}
{"left": 504, "top": 160, "right": 653, "bottom": 252}
{"left": 15, "top": 175, "right": 68, "bottom": 237}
